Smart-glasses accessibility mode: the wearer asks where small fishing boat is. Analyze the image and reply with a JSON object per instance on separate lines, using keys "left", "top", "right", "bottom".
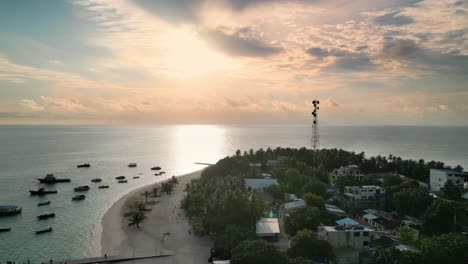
{"left": 37, "top": 212, "right": 55, "bottom": 220}
{"left": 133, "top": 176, "right": 140, "bottom": 179}
{"left": 151, "top": 166, "right": 161, "bottom": 171}
{"left": 0, "top": 227, "right": 11, "bottom": 232}
{"left": 72, "top": 194, "right": 86, "bottom": 201}
{"left": 128, "top": 163, "right": 137, "bottom": 168}
{"left": 98, "top": 185, "right": 109, "bottom": 189}
{"left": 160, "top": 171, "right": 166, "bottom": 175}
{"left": 77, "top": 163, "right": 91, "bottom": 168}
{"left": 35, "top": 227, "right": 52, "bottom": 234}
{"left": 37, "top": 201, "right": 51, "bottom": 206}
{"left": 118, "top": 180, "right": 128, "bottom": 183}
{"left": 115, "top": 176, "right": 126, "bottom": 180}
{"left": 0, "top": 205, "right": 22, "bottom": 216}
{"left": 91, "top": 178, "right": 102, "bottom": 183}
{"left": 29, "top": 188, "right": 58, "bottom": 195}
{"left": 74, "top": 185, "right": 90, "bottom": 192}
{"left": 36, "top": 174, "right": 71, "bottom": 184}
{"left": 154, "top": 173, "right": 161, "bottom": 176}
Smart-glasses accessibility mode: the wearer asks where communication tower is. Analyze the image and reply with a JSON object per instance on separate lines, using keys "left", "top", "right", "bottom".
{"left": 312, "top": 100, "right": 320, "bottom": 150}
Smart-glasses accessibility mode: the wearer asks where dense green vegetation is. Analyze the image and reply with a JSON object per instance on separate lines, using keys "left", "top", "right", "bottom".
{"left": 375, "top": 233, "right": 468, "bottom": 264}
{"left": 181, "top": 147, "right": 467, "bottom": 262}
{"left": 230, "top": 240, "right": 289, "bottom": 264}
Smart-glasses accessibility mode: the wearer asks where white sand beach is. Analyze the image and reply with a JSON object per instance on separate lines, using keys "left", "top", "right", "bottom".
{"left": 101, "top": 170, "right": 212, "bottom": 263}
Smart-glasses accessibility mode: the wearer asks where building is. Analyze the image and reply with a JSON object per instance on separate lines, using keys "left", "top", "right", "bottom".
{"left": 429, "top": 169, "right": 467, "bottom": 192}
{"left": 244, "top": 178, "right": 278, "bottom": 192}
{"left": 256, "top": 218, "right": 280, "bottom": 239}
{"left": 325, "top": 204, "right": 347, "bottom": 216}
{"left": 318, "top": 225, "right": 371, "bottom": 264}
{"left": 331, "top": 165, "right": 364, "bottom": 185}
{"left": 284, "top": 199, "right": 306, "bottom": 211}
{"left": 344, "top": 185, "right": 385, "bottom": 209}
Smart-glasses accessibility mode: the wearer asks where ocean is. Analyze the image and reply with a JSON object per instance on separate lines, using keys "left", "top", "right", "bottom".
{"left": 0, "top": 125, "right": 467, "bottom": 261}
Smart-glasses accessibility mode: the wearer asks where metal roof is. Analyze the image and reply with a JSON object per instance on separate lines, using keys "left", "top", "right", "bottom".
{"left": 245, "top": 178, "right": 278, "bottom": 190}
{"left": 256, "top": 218, "right": 280, "bottom": 235}
{"left": 335, "top": 217, "right": 359, "bottom": 226}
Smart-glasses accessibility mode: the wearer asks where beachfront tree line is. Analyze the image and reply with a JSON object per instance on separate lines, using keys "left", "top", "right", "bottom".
{"left": 182, "top": 148, "right": 468, "bottom": 263}
{"left": 125, "top": 176, "right": 179, "bottom": 228}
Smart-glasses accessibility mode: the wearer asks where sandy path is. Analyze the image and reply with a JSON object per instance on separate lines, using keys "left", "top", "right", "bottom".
{"left": 101, "top": 170, "right": 212, "bottom": 263}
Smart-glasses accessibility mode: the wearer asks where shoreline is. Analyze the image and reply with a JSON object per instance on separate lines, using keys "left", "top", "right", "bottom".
{"left": 100, "top": 169, "right": 212, "bottom": 263}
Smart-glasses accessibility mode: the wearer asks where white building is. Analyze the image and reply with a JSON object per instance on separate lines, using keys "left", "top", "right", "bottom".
{"left": 256, "top": 218, "right": 280, "bottom": 238}
{"left": 429, "top": 169, "right": 467, "bottom": 192}
{"left": 344, "top": 186, "right": 385, "bottom": 209}
{"left": 331, "top": 165, "right": 364, "bottom": 185}
{"left": 318, "top": 225, "right": 371, "bottom": 251}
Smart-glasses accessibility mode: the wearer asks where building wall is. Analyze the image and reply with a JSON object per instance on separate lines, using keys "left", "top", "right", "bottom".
{"left": 318, "top": 228, "right": 370, "bottom": 251}
{"left": 430, "top": 169, "right": 465, "bottom": 192}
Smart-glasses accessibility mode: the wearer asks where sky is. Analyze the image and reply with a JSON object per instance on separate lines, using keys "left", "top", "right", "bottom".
{"left": 0, "top": 0, "right": 467, "bottom": 125}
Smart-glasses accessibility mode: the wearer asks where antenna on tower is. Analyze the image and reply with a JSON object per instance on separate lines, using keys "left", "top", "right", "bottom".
{"left": 312, "top": 100, "right": 320, "bottom": 150}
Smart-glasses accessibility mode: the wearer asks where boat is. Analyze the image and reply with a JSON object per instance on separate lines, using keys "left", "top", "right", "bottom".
{"left": 154, "top": 173, "right": 161, "bottom": 176}
{"left": 74, "top": 185, "right": 90, "bottom": 192}
{"left": 36, "top": 174, "right": 71, "bottom": 184}
{"left": 29, "top": 188, "right": 58, "bottom": 195}
{"left": 133, "top": 176, "right": 140, "bottom": 179}
{"left": 37, "top": 201, "right": 51, "bottom": 206}
{"left": 72, "top": 194, "right": 86, "bottom": 201}
{"left": 77, "top": 163, "right": 91, "bottom": 168}
{"left": 151, "top": 166, "right": 161, "bottom": 171}
{"left": 115, "top": 176, "right": 126, "bottom": 180}
{"left": 37, "top": 212, "right": 55, "bottom": 220}
{"left": 160, "top": 171, "right": 166, "bottom": 175}
{"left": 0, "top": 227, "right": 11, "bottom": 232}
{"left": 128, "top": 163, "right": 137, "bottom": 168}
{"left": 35, "top": 227, "right": 52, "bottom": 234}
{"left": 118, "top": 180, "right": 128, "bottom": 183}
{"left": 0, "top": 205, "right": 22, "bottom": 216}
{"left": 91, "top": 178, "right": 102, "bottom": 183}
{"left": 98, "top": 185, "right": 109, "bottom": 189}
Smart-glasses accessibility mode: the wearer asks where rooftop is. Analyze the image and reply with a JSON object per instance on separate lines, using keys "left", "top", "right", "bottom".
{"left": 256, "top": 218, "right": 280, "bottom": 235}
{"left": 244, "top": 178, "right": 278, "bottom": 190}
{"left": 431, "top": 168, "right": 466, "bottom": 175}
{"left": 284, "top": 199, "right": 306, "bottom": 210}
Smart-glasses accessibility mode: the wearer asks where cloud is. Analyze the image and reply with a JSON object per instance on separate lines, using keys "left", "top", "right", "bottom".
{"left": 382, "top": 38, "right": 420, "bottom": 58}
{"left": 20, "top": 99, "right": 45, "bottom": 111}
{"left": 306, "top": 47, "right": 375, "bottom": 71}
{"left": 201, "top": 27, "right": 282, "bottom": 57}
{"left": 324, "top": 99, "right": 339, "bottom": 107}
{"left": 374, "top": 11, "right": 414, "bottom": 26}
{"left": 48, "top": 60, "right": 63, "bottom": 65}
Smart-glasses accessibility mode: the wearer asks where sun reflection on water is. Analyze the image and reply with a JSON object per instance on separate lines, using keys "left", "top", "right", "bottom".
{"left": 171, "top": 125, "right": 226, "bottom": 174}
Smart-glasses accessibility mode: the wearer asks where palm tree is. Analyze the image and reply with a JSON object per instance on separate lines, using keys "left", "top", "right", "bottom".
{"left": 128, "top": 199, "right": 146, "bottom": 212}
{"left": 170, "top": 176, "right": 179, "bottom": 186}
{"left": 128, "top": 211, "right": 147, "bottom": 229}
{"left": 152, "top": 186, "right": 159, "bottom": 197}
{"left": 141, "top": 190, "right": 151, "bottom": 203}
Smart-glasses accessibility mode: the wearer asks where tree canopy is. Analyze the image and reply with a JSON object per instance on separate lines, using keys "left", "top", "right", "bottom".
{"left": 287, "top": 229, "right": 333, "bottom": 261}
{"left": 230, "top": 240, "right": 289, "bottom": 264}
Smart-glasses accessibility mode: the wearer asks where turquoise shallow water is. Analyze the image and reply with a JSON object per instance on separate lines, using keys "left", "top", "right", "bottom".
{"left": 0, "top": 125, "right": 467, "bottom": 261}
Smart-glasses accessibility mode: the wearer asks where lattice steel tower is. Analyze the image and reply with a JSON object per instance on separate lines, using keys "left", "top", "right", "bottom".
{"left": 312, "top": 100, "right": 320, "bottom": 150}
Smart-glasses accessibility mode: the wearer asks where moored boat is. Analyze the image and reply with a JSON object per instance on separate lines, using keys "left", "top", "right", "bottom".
{"left": 35, "top": 227, "right": 52, "bottom": 234}
{"left": 128, "top": 163, "right": 137, "bottom": 168}
{"left": 0, "top": 205, "right": 22, "bottom": 216}
{"left": 160, "top": 171, "right": 166, "bottom": 175}
{"left": 72, "top": 194, "right": 86, "bottom": 201}
{"left": 118, "top": 180, "right": 128, "bottom": 183}
{"left": 29, "top": 188, "right": 58, "bottom": 195}
{"left": 151, "top": 166, "right": 161, "bottom": 171}
{"left": 77, "top": 163, "right": 91, "bottom": 168}
{"left": 91, "top": 178, "right": 102, "bottom": 183}
{"left": 37, "top": 201, "right": 51, "bottom": 206}
{"left": 155, "top": 173, "right": 161, "bottom": 176}
{"left": 36, "top": 174, "right": 71, "bottom": 184}
{"left": 73, "top": 185, "right": 90, "bottom": 192}
{"left": 98, "top": 185, "right": 109, "bottom": 189}
{"left": 37, "top": 212, "right": 55, "bottom": 220}
{"left": 115, "top": 176, "right": 126, "bottom": 180}
{"left": 0, "top": 227, "right": 11, "bottom": 232}
{"left": 133, "top": 176, "right": 140, "bottom": 179}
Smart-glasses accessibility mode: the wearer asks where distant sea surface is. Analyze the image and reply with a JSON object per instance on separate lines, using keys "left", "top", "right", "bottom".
{"left": 0, "top": 125, "right": 467, "bottom": 261}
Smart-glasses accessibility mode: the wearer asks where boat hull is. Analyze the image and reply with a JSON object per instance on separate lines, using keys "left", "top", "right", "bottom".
{"left": 35, "top": 228, "right": 53, "bottom": 234}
